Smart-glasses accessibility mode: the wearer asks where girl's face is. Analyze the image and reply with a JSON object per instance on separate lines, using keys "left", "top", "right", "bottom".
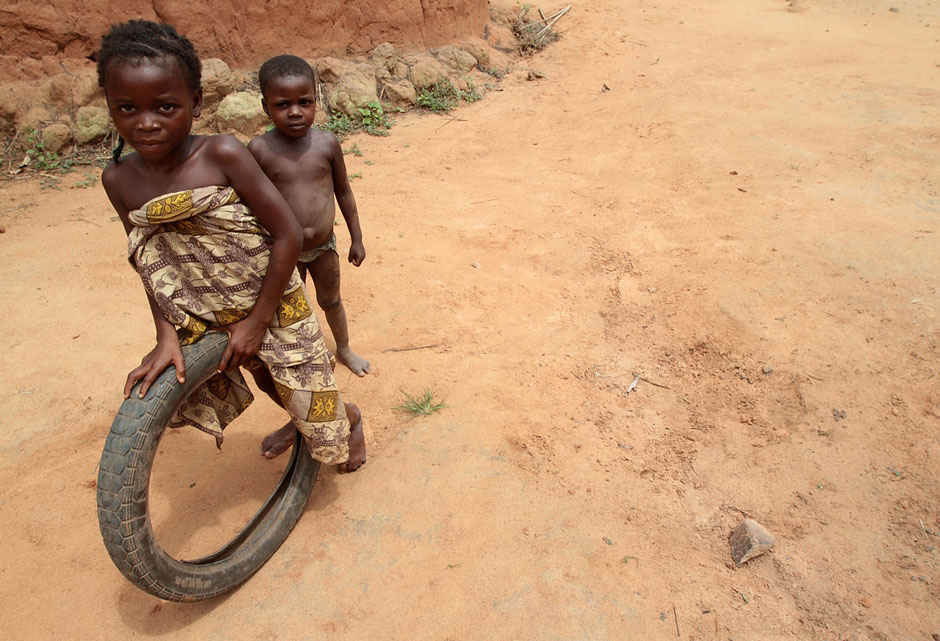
{"left": 104, "top": 57, "right": 202, "bottom": 162}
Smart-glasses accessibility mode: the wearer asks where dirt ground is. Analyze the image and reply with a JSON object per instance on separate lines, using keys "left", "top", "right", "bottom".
{"left": 1, "top": 0, "right": 938, "bottom": 639}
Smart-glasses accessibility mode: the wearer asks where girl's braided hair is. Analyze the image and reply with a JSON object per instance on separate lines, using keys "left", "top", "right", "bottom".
{"left": 96, "top": 20, "right": 202, "bottom": 163}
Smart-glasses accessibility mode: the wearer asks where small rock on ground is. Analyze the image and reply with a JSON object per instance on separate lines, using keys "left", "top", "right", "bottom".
{"left": 730, "top": 518, "right": 774, "bottom": 565}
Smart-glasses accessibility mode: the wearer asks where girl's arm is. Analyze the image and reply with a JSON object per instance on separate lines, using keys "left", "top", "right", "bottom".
{"left": 101, "top": 163, "right": 187, "bottom": 398}
{"left": 329, "top": 135, "right": 366, "bottom": 266}
{"left": 212, "top": 136, "right": 302, "bottom": 371}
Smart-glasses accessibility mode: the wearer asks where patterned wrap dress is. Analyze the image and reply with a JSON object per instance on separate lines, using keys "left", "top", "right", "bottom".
{"left": 126, "top": 185, "right": 350, "bottom": 464}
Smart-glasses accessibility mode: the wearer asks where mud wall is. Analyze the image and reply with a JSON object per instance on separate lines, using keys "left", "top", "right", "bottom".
{"left": 0, "top": 0, "right": 490, "bottom": 81}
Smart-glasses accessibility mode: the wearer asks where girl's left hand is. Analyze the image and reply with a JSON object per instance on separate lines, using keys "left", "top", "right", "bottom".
{"left": 218, "top": 316, "right": 267, "bottom": 371}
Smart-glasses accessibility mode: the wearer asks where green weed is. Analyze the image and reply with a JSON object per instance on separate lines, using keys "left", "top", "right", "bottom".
{"left": 417, "top": 80, "right": 482, "bottom": 113}
{"left": 396, "top": 389, "right": 447, "bottom": 416}
{"left": 73, "top": 174, "right": 97, "bottom": 189}
{"left": 40, "top": 176, "right": 61, "bottom": 190}
{"left": 417, "top": 81, "right": 459, "bottom": 113}
{"left": 348, "top": 171, "right": 363, "bottom": 180}
{"left": 24, "top": 129, "right": 62, "bottom": 171}
{"left": 318, "top": 101, "right": 393, "bottom": 139}
{"left": 344, "top": 142, "right": 363, "bottom": 156}
{"left": 358, "top": 101, "right": 393, "bottom": 136}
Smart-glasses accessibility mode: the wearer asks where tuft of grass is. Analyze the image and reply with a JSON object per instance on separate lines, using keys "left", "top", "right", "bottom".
{"left": 318, "top": 101, "right": 393, "bottom": 139}
{"left": 73, "top": 174, "right": 97, "bottom": 189}
{"left": 396, "top": 389, "right": 447, "bottom": 416}
{"left": 344, "top": 142, "right": 363, "bottom": 156}
{"left": 417, "top": 80, "right": 481, "bottom": 113}
{"left": 417, "top": 81, "right": 459, "bottom": 113}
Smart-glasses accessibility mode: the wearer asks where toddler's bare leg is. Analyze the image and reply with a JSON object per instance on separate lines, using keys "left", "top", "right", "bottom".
{"left": 309, "top": 251, "right": 370, "bottom": 376}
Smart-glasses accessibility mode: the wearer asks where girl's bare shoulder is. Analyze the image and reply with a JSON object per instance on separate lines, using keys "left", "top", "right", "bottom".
{"left": 101, "top": 153, "right": 143, "bottom": 209}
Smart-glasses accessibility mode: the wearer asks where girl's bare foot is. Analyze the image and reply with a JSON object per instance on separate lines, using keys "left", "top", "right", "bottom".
{"left": 337, "top": 403, "right": 367, "bottom": 473}
{"left": 261, "top": 422, "right": 295, "bottom": 458}
{"left": 336, "top": 345, "right": 370, "bottom": 377}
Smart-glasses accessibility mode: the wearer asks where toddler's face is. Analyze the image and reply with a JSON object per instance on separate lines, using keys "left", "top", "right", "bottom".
{"left": 104, "top": 57, "right": 201, "bottom": 161}
{"left": 262, "top": 75, "right": 317, "bottom": 138}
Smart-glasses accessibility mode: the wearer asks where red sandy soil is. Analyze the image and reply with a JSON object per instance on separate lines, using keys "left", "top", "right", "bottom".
{"left": 0, "top": 0, "right": 937, "bottom": 639}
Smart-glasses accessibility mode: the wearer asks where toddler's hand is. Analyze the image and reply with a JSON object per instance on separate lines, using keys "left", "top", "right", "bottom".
{"left": 218, "top": 317, "right": 267, "bottom": 372}
{"left": 348, "top": 241, "right": 366, "bottom": 266}
{"left": 124, "top": 336, "right": 186, "bottom": 399}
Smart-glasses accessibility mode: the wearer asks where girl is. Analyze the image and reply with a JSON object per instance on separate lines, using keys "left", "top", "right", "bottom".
{"left": 98, "top": 20, "right": 365, "bottom": 472}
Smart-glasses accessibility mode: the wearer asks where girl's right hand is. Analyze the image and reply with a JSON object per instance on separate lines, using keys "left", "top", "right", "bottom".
{"left": 124, "top": 336, "right": 186, "bottom": 399}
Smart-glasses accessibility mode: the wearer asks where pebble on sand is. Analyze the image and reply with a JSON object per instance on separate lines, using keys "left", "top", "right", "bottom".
{"left": 730, "top": 518, "right": 775, "bottom": 565}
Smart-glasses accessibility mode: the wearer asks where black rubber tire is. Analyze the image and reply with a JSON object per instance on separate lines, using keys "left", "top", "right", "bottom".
{"left": 96, "top": 331, "right": 319, "bottom": 602}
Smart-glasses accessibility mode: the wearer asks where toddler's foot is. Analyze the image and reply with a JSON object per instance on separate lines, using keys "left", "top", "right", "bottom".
{"left": 337, "top": 403, "right": 367, "bottom": 473}
{"left": 261, "top": 422, "right": 295, "bottom": 459}
{"left": 336, "top": 345, "right": 370, "bottom": 377}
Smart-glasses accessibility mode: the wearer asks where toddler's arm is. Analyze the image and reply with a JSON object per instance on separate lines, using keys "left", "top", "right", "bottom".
{"left": 329, "top": 135, "right": 366, "bottom": 266}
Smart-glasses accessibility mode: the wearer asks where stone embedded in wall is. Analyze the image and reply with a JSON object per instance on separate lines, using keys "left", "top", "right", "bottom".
{"left": 0, "top": 91, "right": 17, "bottom": 132}
{"left": 42, "top": 123, "right": 73, "bottom": 154}
{"left": 435, "top": 45, "right": 477, "bottom": 76}
{"left": 41, "top": 69, "right": 102, "bottom": 115}
{"left": 201, "top": 59, "right": 239, "bottom": 108}
{"left": 327, "top": 73, "right": 380, "bottom": 118}
{"left": 215, "top": 91, "right": 266, "bottom": 136}
{"left": 382, "top": 79, "right": 417, "bottom": 107}
{"left": 459, "top": 40, "right": 492, "bottom": 69}
{"left": 18, "top": 106, "right": 53, "bottom": 134}
{"left": 43, "top": 75, "right": 73, "bottom": 113}
{"left": 73, "top": 70, "right": 103, "bottom": 108}
{"left": 369, "top": 43, "right": 399, "bottom": 74}
{"left": 316, "top": 57, "right": 361, "bottom": 85}
{"left": 73, "top": 105, "right": 109, "bottom": 144}
{"left": 314, "top": 58, "right": 380, "bottom": 118}
{"left": 408, "top": 54, "right": 450, "bottom": 89}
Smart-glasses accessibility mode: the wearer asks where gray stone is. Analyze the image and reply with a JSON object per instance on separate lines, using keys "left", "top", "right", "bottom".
{"left": 370, "top": 43, "right": 398, "bottom": 73}
{"left": 0, "top": 91, "right": 17, "bottom": 131}
{"left": 42, "top": 123, "right": 72, "bottom": 153}
{"left": 201, "top": 58, "right": 239, "bottom": 107}
{"left": 215, "top": 91, "right": 267, "bottom": 136}
{"left": 73, "top": 105, "right": 109, "bottom": 144}
{"left": 18, "top": 105, "right": 53, "bottom": 133}
{"left": 729, "top": 518, "right": 774, "bottom": 565}
{"left": 459, "top": 41, "right": 491, "bottom": 69}
{"left": 435, "top": 45, "right": 477, "bottom": 75}
{"left": 391, "top": 61, "right": 410, "bottom": 79}
{"left": 382, "top": 79, "right": 417, "bottom": 107}
{"left": 71, "top": 68, "right": 102, "bottom": 108}
{"left": 316, "top": 57, "right": 357, "bottom": 84}
{"left": 43, "top": 74, "right": 73, "bottom": 112}
{"left": 408, "top": 54, "right": 449, "bottom": 89}
{"left": 326, "top": 71, "right": 378, "bottom": 117}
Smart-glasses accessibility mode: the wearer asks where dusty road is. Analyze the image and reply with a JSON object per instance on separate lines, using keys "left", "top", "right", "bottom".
{"left": 1, "top": 0, "right": 938, "bottom": 638}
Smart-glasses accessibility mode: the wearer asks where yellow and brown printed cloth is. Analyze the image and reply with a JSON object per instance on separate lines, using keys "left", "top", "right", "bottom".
{"left": 126, "top": 185, "right": 349, "bottom": 464}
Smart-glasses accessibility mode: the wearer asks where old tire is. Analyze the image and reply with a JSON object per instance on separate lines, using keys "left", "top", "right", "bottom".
{"left": 96, "top": 331, "right": 319, "bottom": 601}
